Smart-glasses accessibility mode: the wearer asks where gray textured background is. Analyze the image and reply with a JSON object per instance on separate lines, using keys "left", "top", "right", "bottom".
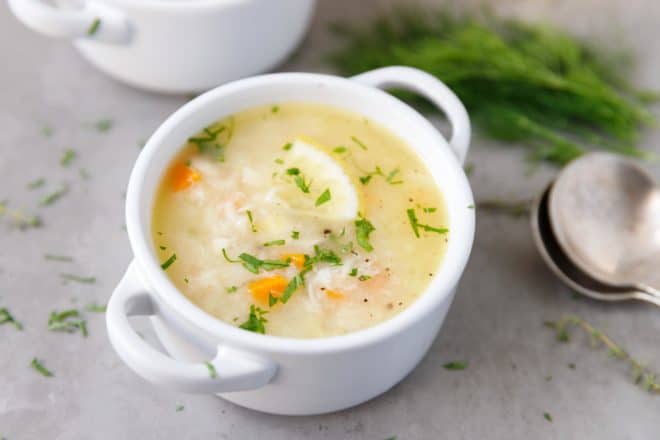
{"left": 2, "top": 1, "right": 660, "bottom": 439}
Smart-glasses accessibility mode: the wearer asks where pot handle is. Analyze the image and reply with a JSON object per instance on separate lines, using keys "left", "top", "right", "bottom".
{"left": 7, "top": 0, "right": 131, "bottom": 44}
{"left": 106, "top": 261, "right": 277, "bottom": 393}
{"left": 351, "top": 66, "right": 471, "bottom": 164}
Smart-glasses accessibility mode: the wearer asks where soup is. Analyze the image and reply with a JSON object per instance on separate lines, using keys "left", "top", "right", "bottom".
{"left": 152, "top": 103, "right": 449, "bottom": 338}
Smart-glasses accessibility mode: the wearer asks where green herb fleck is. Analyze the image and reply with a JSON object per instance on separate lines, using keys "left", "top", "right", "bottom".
{"left": 0, "top": 308, "right": 22, "bottom": 330}
{"left": 79, "top": 168, "right": 90, "bottom": 180}
{"left": 85, "top": 303, "right": 106, "bottom": 313}
{"left": 60, "top": 149, "right": 76, "bottom": 167}
{"left": 274, "top": 158, "right": 284, "bottom": 165}
{"left": 187, "top": 120, "right": 232, "bottom": 162}
{"left": 161, "top": 254, "right": 177, "bottom": 270}
{"left": 349, "top": 268, "right": 358, "bottom": 277}
{"left": 27, "top": 178, "right": 45, "bottom": 190}
{"left": 41, "top": 125, "right": 54, "bottom": 137}
{"left": 222, "top": 249, "right": 289, "bottom": 274}
{"left": 358, "top": 275, "right": 371, "bottom": 281}
{"left": 263, "top": 239, "right": 285, "bottom": 247}
{"left": 443, "top": 361, "right": 468, "bottom": 370}
{"left": 282, "top": 142, "right": 293, "bottom": 151}
{"left": 543, "top": 412, "right": 553, "bottom": 423}
{"left": 159, "top": 246, "right": 166, "bottom": 250}
{"left": 239, "top": 305, "right": 268, "bottom": 334}
{"left": 48, "top": 309, "right": 88, "bottom": 337}
{"left": 44, "top": 254, "right": 73, "bottom": 262}
{"left": 286, "top": 167, "right": 300, "bottom": 175}
{"left": 279, "top": 273, "right": 305, "bottom": 304}
{"left": 291, "top": 230, "right": 300, "bottom": 240}
{"left": 294, "top": 174, "right": 312, "bottom": 193}
{"left": 315, "top": 188, "right": 332, "bottom": 207}
{"left": 407, "top": 208, "right": 448, "bottom": 237}
{"left": 205, "top": 361, "right": 218, "bottom": 378}
{"left": 246, "top": 210, "right": 257, "bottom": 232}
{"left": 355, "top": 217, "right": 376, "bottom": 251}
{"left": 60, "top": 273, "right": 96, "bottom": 284}
{"left": 31, "top": 358, "right": 53, "bottom": 377}
{"left": 226, "top": 286, "right": 238, "bottom": 294}
{"left": 176, "top": 404, "right": 185, "bottom": 412}
{"left": 39, "top": 186, "right": 68, "bottom": 206}
{"left": 271, "top": 105, "right": 280, "bottom": 113}
{"left": 350, "top": 136, "right": 368, "bottom": 150}
{"left": 87, "top": 18, "right": 101, "bottom": 36}
{"left": 94, "top": 119, "right": 113, "bottom": 132}
{"left": 333, "top": 146, "right": 347, "bottom": 153}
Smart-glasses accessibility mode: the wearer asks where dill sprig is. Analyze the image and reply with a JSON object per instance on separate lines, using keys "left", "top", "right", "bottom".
{"left": 0, "top": 200, "right": 41, "bottom": 229}
{"left": 329, "top": 8, "right": 657, "bottom": 165}
{"left": 476, "top": 199, "right": 531, "bottom": 217}
{"left": 545, "top": 314, "right": 660, "bottom": 394}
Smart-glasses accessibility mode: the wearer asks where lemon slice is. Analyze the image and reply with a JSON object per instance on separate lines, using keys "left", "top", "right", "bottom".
{"left": 274, "top": 136, "right": 359, "bottom": 221}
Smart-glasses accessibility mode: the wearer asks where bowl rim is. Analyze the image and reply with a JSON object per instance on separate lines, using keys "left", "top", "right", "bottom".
{"left": 125, "top": 71, "right": 475, "bottom": 354}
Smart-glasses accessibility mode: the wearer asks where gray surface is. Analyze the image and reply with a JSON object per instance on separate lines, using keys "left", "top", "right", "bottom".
{"left": 2, "top": 0, "right": 660, "bottom": 439}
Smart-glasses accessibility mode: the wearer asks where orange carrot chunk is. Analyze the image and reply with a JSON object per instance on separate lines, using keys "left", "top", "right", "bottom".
{"left": 326, "top": 289, "right": 344, "bottom": 300}
{"left": 281, "top": 253, "right": 306, "bottom": 269}
{"left": 169, "top": 162, "right": 201, "bottom": 191}
{"left": 248, "top": 275, "right": 289, "bottom": 304}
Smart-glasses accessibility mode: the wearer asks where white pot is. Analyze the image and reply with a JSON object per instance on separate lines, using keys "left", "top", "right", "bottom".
{"left": 7, "top": 0, "right": 316, "bottom": 93}
{"left": 106, "top": 66, "right": 475, "bottom": 415}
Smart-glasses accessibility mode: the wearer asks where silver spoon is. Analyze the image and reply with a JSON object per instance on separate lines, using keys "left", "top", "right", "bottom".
{"left": 548, "top": 152, "right": 660, "bottom": 298}
{"left": 531, "top": 184, "right": 660, "bottom": 307}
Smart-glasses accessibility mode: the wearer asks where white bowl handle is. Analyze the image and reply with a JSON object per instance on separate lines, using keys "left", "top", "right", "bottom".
{"left": 7, "top": 0, "right": 131, "bottom": 44}
{"left": 106, "top": 261, "right": 277, "bottom": 393}
{"left": 351, "top": 66, "right": 471, "bottom": 164}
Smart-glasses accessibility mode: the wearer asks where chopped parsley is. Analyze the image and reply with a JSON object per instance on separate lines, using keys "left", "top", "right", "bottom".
{"left": 543, "top": 412, "right": 553, "bottom": 422}
{"left": 421, "top": 206, "right": 437, "bottom": 213}
{"left": 274, "top": 158, "right": 284, "bottom": 165}
{"left": 282, "top": 142, "right": 293, "bottom": 151}
{"left": 226, "top": 286, "right": 238, "bottom": 294}
{"left": 407, "top": 208, "right": 448, "bottom": 238}
{"left": 294, "top": 174, "right": 312, "bottom": 193}
{"left": 333, "top": 146, "right": 347, "bottom": 153}
{"left": 188, "top": 120, "right": 232, "bottom": 162}
{"left": 263, "top": 239, "right": 285, "bottom": 247}
{"left": 161, "top": 253, "right": 177, "bottom": 270}
{"left": 48, "top": 309, "right": 88, "bottom": 337}
{"left": 286, "top": 167, "right": 300, "bottom": 175}
{"left": 268, "top": 294, "right": 278, "bottom": 307}
{"left": 443, "top": 361, "right": 468, "bottom": 370}
{"left": 291, "top": 230, "right": 300, "bottom": 239}
{"left": 87, "top": 18, "right": 101, "bottom": 36}
{"left": 222, "top": 249, "right": 289, "bottom": 274}
{"left": 358, "top": 275, "right": 371, "bottom": 281}
{"left": 27, "top": 178, "right": 45, "bottom": 190}
{"left": 159, "top": 245, "right": 166, "bottom": 250}
{"left": 85, "top": 303, "right": 106, "bottom": 313}
{"left": 0, "top": 308, "right": 22, "bottom": 330}
{"left": 246, "top": 210, "right": 257, "bottom": 232}
{"left": 271, "top": 105, "right": 280, "bottom": 113}
{"left": 355, "top": 217, "right": 376, "bottom": 251}
{"left": 41, "top": 125, "right": 54, "bottom": 137}
{"left": 31, "top": 358, "right": 53, "bottom": 377}
{"left": 39, "top": 186, "right": 68, "bottom": 206}
{"left": 44, "top": 254, "right": 73, "bottom": 262}
{"left": 205, "top": 361, "right": 218, "bottom": 378}
{"left": 312, "top": 245, "right": 342, "bottom": 265}
{"left": 349, "top": 268, "right": 358, "bottom": 277}
{"left": 60, "top": 273, "right": 96, "bottom": 284}
{"left": 350, "top": 135, "right": 368, "bottom": 150}
{"left": 239, "top": 305, "right": 268, "bottom": 333}
{"left": 360, "top": 166, "right": 402, "bottom": 185}
{"left": 279, "top": 273, "right": 305, "bottom": 304}
{"left": 315, "top": 188, "right": 331, "bottom": 207}
{"left": 60, "top": 149, "right": 76, "bottom": 167}
{"left": 94, "top": 118, "right": 113, "bottom": 132}
{"left": 176, "top": 404, "right": 185, "bottom": 412}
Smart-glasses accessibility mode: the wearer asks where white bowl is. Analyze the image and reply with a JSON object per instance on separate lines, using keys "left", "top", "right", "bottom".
{"left": 8, "top": 0, "right": 316, "bottom": 93}
{"left": 106, "top": 66, "right": 475, "bottom": 415}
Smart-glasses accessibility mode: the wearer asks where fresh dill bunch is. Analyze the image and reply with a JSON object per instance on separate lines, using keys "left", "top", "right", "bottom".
{"left": 329, "top": 8, "right": 657, "bottom": 165}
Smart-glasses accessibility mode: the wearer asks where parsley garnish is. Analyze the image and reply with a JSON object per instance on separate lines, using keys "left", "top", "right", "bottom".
{"left": 60, "top": 273, "right": 96, "bottom": 284}
{"left": 27, "top": 178, "right": 45, "bottom": 190}
{"left": 31, "top": 358, "right": 53, "bottom": 377}
{"left": 268, "top": 294, "right": 278, "bottom": 307}
{"left": 39, "top": 185, "right": 68, "bottom": 206}
{"left": 222, "top": 249, "right": 289, "bottom": 274}
{"left": 246, "top": 210, "right": 257, "bottom": 232}
{"left": 226, "top": 286, "right": 238, "bottom": 294}
{"left": 291, "top": 230, "right": 300, "bottom": 239}
{"left": 263, "top": 239, "right": 285, "bottom": 247}
{"left": 279, "top": 273, "right": 305, "bottom": 304}
{"left": 355, "top": 217, "right": 376, "bottom": 251}
{"left": 271, "top": 105, "right": 280, "bottom": 113}
{"left": 0, "top": 308, "right": 22, "bottom": 330}
{"left": 60, "top": 149, "right": 76, "bottom": 167}
{"left": 407, "top": 208, "right": 448, "bottom": 237}
{"left": 543, "top": 412, "right": 553, "bottom": 423}
{"left": 294, "top": 175, "right": 312, "bottom": 193}
{"left": 41, "top": 125, "right": 53, "bottom": 137}
{"left": 274, "top": 158, "right": 284, "bottom": 164}
{"left": 333, "top": 146, "right": 347, "bottom": 153}
{"left": 286, "top": 167, "right": 300, "bottom": 175}
{"left": 205, "top": 361, "right": 218, "bottom": 378}
{"left": 315, "top": 188, "right": 331, "bottom": 207}
{"left": 239, "top": 305, "right": 268, "bottom": 333}
{"left": 161, "top": 253, "right": 177, "bottom": 270}
{"left": 350, "top": 135, "right": 368, "bottom": 150}
{"left": 349, "top": 268, "right": 358, "bottom": 277}
{"left": 188, "top": 120, "right": 233, "bottom": 162}
{"left": 176, "top": 404, "right": 185, "bottom": 412}
{"left": 360, "top": 166, "right": 402, "bottom": 185}
{"left": 87, "top": 18, "right": 101, "bottom": 36}
{"left": 358, "top": 275, "right": 371, "bottom": 281}
{"left": 443, "top": 361, "right": 468, "bottom": 370}
{"left": 48, "top": 309, "right": 88, "bottom": 337}
{"left": 312, "top": 245, "right": 342, "bottom": 265}
{"left": 44, "top": 254, "right": 73, "bottom": 262}
{"left": 282, "top": 142, "right": 293, "bottom": 151}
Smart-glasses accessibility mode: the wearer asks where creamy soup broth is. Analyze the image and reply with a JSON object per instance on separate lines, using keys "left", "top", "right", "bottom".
{"left": 152, "top": 102, "right": 449, "bottom": 338}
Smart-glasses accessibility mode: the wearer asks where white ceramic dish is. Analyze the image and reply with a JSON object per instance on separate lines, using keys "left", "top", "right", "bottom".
{"left": 8, "top": 0, "right": 316, "bottom": 93}
{"left": 106, "top": 66, "right": 475, "bottom": 415}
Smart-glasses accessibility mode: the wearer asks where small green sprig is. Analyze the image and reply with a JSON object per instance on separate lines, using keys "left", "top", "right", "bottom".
{"left": 239, "top": 305, "right": 268, "bottom": 334}
{"left": 545, "top": 314, "right": 660, "bottom": 394}
{"left": 0, "top": 201, "right": 41, "bottom": 229}
{"left": 477, "top": 199, "right": 531, "bottom": 217}
{"left": 0, "top": 308, "right": 22, "bottom": 330}
{"left": 31, "top": 358, "right": 54, "bottom": 377}
{"left": 48, "top": 309, "right": 88, "bottom": 337}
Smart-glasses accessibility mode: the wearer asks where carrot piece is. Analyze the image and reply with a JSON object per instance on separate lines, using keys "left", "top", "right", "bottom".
{"left": 281, "top": 253, "right": 305, "bottom": 269}
{"left": 326, "top": 289, "right": 344, "bottom": 300}
{"left": 169, "top": 162, "right": 201, "bottom": 191}
{"left": 248, "top": 275, "right": 288, "bottom": 304}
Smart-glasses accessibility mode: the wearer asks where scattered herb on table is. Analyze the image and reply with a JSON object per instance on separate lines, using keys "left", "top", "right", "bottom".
{"left": 161, "top": 253, "right": 177, "bottom": 270}
{"left": 27, "top": 178, "right": 45, "bottom": 190}
{"left": 41, "top": 125, "right": 54, "bottom": 137}
{"left": 239, "top": 305, "right": 268, "bottom": 333}
{"left": 31, "top": 358, "right": 54, "bottom": 377}
{"left": 545, "top": 315, "right": 660, "bottom": 393}
{"left": 329, "top": 7, "right": 657, "bottom": 165}
{"left": 60, "top": 149, "right": 76, "bottom": 167}
{"left": 94, "top": 118, "right": 113, "bottom": 132}
{"left": 60, "top": 273, "right": 96, "bottom": 284}
{"left": 443, "top": 361, "right": 468, "bottom": 370}
{"left": 0, "top": 308, "right": 22, "bottom": 330}
{"left": 543, "top": 412, "right": 553, "bottom": 423}
{"left": 85, "top": 303, "right": 106, "bottom": 313}
{"left": 205, "top": 361, "right": 218, "bottom": 379}
{"left": 39, "top": 186, "right": 68, "bottom": 206}
{"left": 279, "top": 273, "right": 305, "bottom": 304}
{"left": 0, "top": 201, "right": 41, "bottom": 229}
{"left": 87, "top": 18, "right": 101, "bottom": 36}
{"left": 355, "top": 217, "right": 376, "bottom": 251}
{"left": 176, "top": 404, "right": 185, "bottom": 412}
{"left": 48, "top": 309, "right": 88, "bottom": 337}
{"left": 477, "top": 199, "right": 531, "bottom": 217}
{"left": 44, "top": 254, "right": 74, "bottom": 262}
{"left": 315, "top": 188, "right": 332, "bottom": 206}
